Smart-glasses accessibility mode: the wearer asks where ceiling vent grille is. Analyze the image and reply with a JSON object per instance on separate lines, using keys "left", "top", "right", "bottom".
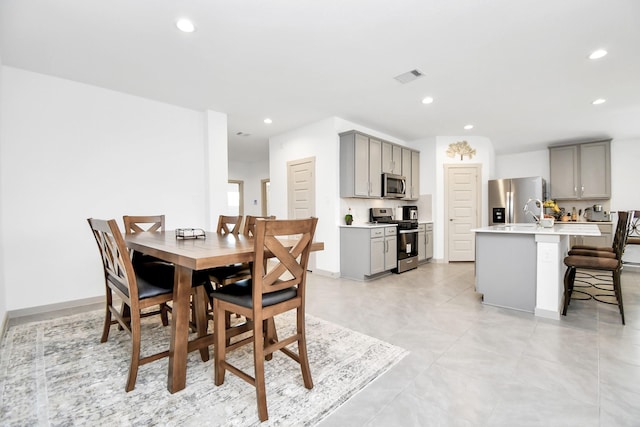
{"left": 394, "top": 69, "right": 425, "bottom": 84}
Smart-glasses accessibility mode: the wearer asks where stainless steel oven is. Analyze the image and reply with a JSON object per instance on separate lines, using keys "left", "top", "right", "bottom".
{"left": 397, "top": 228, "right": 418, "bottom": 273}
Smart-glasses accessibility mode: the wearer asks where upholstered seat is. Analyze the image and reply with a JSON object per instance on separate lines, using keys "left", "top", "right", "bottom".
{"left": 562, "top": 211, "right": 631, "bottom": 324}
{"left": 88, "top": 218, "right": 210, "bottom": 391}
{"left": 210, "top": 217, "right": 318, "bottom": 422}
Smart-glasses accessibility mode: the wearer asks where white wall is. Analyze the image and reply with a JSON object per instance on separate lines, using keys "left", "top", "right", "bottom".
{"left": 0, "top": 55, "right": 6, "bottom": 328}
{"left": 0, "top": 67, "right": 220, "bottom": 311}
{"left": 269, "top": 118, "right": 339, "bottom": 275}
{"left": 494, "top": 149, "right": 549, "bottom": 182}
{"left": 229, "top": 159, "right": 270, "bottom": 217}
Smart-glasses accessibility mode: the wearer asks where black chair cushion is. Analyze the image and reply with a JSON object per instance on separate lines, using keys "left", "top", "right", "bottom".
{"left": 564, "top": 255, "right": 619, "bottom": 271}
{"left": 210, "top": 279, "right": 297, "bottom": 308}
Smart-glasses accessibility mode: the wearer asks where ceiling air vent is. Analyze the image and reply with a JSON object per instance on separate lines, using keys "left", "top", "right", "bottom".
{"left": 394, "top": 69, "right": 425, "bottom": 84}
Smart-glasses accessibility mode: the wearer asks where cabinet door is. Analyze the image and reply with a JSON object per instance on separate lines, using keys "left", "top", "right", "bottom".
{"left": 401, "top": 148, "right": 412, "bottom": 200}
{"left": 385, "top": 236, "right": 397, "bottom": 270}
{"left": 381, "top": 141, "right": 393, "bottom": 174}
{"left": 425, "top": 231, "right": 434, "bottom": 259}
{"left": 392, "top": 145, "right": 402, "bottom": 174}
{"left": 550, "top": 145, "right": 579, "bottom": 199}
{"left": 369, "top": 138, "right": 382, "bottom": 197}
{"left": 580, "top": 141, "right": 610, "bottom": 199}
{"left": 353, "top": 133, "right": 370, "bottom": 197}
{"left": 418, "top": 231, "right": 426, "bottom": 261}
{"left": 411, "top": 150, "right": 420, "bottom": 200}
{"left": 370, "top": 236, "right": 385, "bottom": 274}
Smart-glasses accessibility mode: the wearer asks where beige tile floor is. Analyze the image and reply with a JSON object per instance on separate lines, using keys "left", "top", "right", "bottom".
{"left": 7, "top": 261, "right": 639, "bottom": 426}
{"left": 309, "top": 262, "right": 640, "bottom": 427}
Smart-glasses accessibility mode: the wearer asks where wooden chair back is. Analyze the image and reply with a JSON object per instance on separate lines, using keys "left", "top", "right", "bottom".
{"left": 243, "top": 215, "right": 276, "bottom": 237}
{"left": 253, "top": 217, "right": 318, "bottom": 302}
{"left": 88, "top": 218, "right": 139, "bottom": 305}
{"left": 217, "top": 215, "right": 243, "bottom": 235}
{"left": 123, "top": 215, "right": 165, "bottom": 234}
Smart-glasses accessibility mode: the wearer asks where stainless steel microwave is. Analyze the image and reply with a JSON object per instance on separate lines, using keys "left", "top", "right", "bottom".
{"left": 382, "top": 173, "right": 406, "bottom": 198}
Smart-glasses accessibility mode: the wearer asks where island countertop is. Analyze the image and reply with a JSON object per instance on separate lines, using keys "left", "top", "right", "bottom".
{"left": 472, "top": 223, "right": 601, "bottom": 236}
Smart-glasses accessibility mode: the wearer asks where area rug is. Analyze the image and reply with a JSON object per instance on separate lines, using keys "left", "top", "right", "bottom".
{"left": 0, "top": 309, "right": 407, "bottom": 426}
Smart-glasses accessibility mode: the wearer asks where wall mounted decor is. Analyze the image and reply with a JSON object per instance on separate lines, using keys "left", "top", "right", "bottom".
{"left": 446, "top": 140, "right": 476, "bottom": 160}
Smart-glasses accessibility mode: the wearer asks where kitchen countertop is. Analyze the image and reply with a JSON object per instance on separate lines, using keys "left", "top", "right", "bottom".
{"left": 339, "top": 223, "right": 398, "bottom": 229}
{"left": 472, "top": 223, "right": 601, "bottom": 236}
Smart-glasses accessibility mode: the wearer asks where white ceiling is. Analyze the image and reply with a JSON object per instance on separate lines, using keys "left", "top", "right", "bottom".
{"left": 2, "top": 0, "right": 639, "bottom": 163}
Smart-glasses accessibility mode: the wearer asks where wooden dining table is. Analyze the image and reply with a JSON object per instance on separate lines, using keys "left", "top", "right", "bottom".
{"left": 125, "top": 230, "right": 324, "bottom": 394}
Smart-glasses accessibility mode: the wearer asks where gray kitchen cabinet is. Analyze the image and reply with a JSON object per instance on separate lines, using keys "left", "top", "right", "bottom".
{"left": 568, "top": 222, "right": 613, "bottom": 248}
{"left": 382, "top": 141, "right": 402, "bottom": 175}
{"left": 549, "top": 140, "right": 610, "bottom": 200}
{"left": 340, "top": 131, "right": 382, "bottom": 198}
{"left": 418, "top": 223, "right": 433, "bottom": 262}
{"left": 340, "top": 225, "right": 397, "bottom": 280}
{"left": 411, "top": 150, "right": 420, "bottom": 200}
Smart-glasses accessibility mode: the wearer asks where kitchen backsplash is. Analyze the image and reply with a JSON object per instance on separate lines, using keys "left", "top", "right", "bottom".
{"left": 340, "top": 194, "right": 433, "bottom": 224}
{"left": 553, "top": 199, "right": 612, "bottom": 221}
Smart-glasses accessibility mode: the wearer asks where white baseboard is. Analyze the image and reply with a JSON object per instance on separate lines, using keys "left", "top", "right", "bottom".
{"left": 0, "top": 312, "right": 8, "bottom": 342}
{"left": 8, "top": 296, "right": 104, "bottom": 321}
{"left": 310, "top": 269, "right": 340, "bottom": 279}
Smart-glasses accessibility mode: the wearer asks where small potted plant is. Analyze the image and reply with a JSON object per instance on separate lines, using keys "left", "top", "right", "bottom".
{"left": 345, "top": 208, "right": 353, "bottom": 225}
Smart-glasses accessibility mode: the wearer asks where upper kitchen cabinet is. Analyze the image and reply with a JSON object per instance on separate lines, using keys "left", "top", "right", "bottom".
{"left": 401, "top": 148, "right": 420, "bottom": 200}
{"left": 549, "top": 140, "right": 611, "bottom": 200}
{"left": 340, "top": 130, "right": 420, "bottom": 199}
{"left": 340, "top": 131, "right": 382, "bottom": 198}
{"left": 382, "top": 141, "right": 402, "bottom": 174}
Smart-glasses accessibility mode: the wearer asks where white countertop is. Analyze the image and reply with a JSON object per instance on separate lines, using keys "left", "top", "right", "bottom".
{"left": 339, "top": 223, "right": 398, "bottom": 229}
{"left": 472, "top": 223, "right": 601, "bottom": 236}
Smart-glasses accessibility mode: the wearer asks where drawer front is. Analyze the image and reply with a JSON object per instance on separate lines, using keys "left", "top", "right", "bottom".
{"left": 370, "top": 228, "right": 385, "bottom": 238}
{"left": 418, "top": 223, "right": 426, "bottom": 232}
{"left": 385, "top": 226, "right": 397, "bottom": 236}
{"left": 425, "top": 223, "right": 433, "bottom": 231}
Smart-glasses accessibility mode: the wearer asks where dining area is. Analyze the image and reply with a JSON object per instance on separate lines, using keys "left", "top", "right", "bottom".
{"left": 88, "top": 213, "right": 324, "bottom": 422}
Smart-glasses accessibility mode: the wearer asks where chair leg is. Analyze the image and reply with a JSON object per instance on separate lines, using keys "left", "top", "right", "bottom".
{"left": 253, "top": 317, "right": 269, "bottom": 422}
{"left": 160, "top": 303, "right": 170, "bottom": 327}
{"left": 614, "top": 269, "right": 625, "bottom": 325}
{"left": 101, "top": 292, "right": 113, "bottom": 343}
{"left": 126, "top": 312, "right": 141, "bottom": 392}
{"left": 194, "top": 286, "right": 210, "bottom": 362}
{"left": 297, "top": 308, "right": 313, "bottom": 389}
{"left": 213, "top": 299, "right": 227, "bottom": 386}
{"left": 562, "top": 266, "right": 576, "bottom": 316}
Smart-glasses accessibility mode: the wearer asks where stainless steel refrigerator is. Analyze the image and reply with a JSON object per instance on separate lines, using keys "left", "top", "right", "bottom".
{"left": 488, "top": 176, "right": 547, "bottom": 225}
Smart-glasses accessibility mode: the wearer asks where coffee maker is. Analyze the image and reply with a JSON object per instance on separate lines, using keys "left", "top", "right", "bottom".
{"left": 400, "top": 205, "right": 418, "bottom": 221}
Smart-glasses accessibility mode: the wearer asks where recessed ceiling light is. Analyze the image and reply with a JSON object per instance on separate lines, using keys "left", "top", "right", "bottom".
{"left": 264, "top": 118, "right": 273, "bottom": 124}
{"left": 422, "top": 96, "right": 434, "bottom": 105}
{"left": 588, "top": 49, "right": 608, "bottom": 60}
{"left": 464, "top": 124, "right": 474, "bottom": 130}
{"left": 176, "top": 18, "right": 196, "bottom": 33}
{"left": 592, "top": 98, "right": 606, "bottom": 105}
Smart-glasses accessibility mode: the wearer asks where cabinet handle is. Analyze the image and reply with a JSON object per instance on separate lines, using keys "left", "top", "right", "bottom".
{"left": 581, "top": 186, "right": 584, "bottom": 196}
{"left": 574, "top": 186, "right": 577, "bottom": 196}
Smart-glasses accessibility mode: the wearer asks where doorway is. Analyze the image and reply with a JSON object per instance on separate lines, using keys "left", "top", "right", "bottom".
{"left": 287, "top": 157, "right": 316, "bottom": 270}
{"left": 444, "top": 164, "right": 481, "bottom": 262}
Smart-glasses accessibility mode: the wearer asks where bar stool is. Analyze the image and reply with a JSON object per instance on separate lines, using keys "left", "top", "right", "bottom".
{"left": 562, "top": 211, "right": 631, "bottom": 324}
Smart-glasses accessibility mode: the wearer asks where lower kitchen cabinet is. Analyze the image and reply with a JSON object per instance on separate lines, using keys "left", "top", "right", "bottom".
{"left": 567, "top": 222, "right": 613, "bottom": 248}
{"left": 418, "top": 223, "right": 434, "bottom": 262}
{"left": 340, "top": 225, "right": 397, "bottom": 280}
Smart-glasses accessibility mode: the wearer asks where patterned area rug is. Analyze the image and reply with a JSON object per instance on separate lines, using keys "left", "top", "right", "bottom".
{"left": 0, "top": 310, "right": 407, "bottom": 426}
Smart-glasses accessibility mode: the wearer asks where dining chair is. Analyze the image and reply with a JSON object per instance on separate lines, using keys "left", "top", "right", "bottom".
{"left": 243, "top": 215, "right": 276, "bottom": 237}
{"left": 210, "top": 217, "right": 318, "bottom": 422}
{"left": 216, "top": 215, "right": 243, "bottom": 235}
{"left": 88, "top": 218, "right": 209, "bottom": 391}
{"left": 123, "top": 214, "right": 212, "bottom": 331}
{"left": 208, "top": 215, "right": 252, "bottom": 289}
{"left": 562, "top": 211, "right": 631, "bottom": 324}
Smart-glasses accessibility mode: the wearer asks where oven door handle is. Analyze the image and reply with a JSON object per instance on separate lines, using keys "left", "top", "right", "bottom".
{"left": 398, "top": 229, "right": 418, "bottom": 234}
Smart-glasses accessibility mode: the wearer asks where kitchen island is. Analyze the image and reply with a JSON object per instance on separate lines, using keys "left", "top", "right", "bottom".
{"left": 472, "top": 223, "right": 601, "bottom": 319}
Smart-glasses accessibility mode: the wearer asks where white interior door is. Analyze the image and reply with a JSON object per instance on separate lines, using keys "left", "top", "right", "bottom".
{"left": 287, "top": 157, "right": 316, "bottom": 269}
{"left": 445, "top": 164, "right": 480, "bottom": 262}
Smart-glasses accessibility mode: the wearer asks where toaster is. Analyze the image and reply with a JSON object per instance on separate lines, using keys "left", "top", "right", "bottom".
{"left": 584, "top": 209, "right": 610, "bottom": 222}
